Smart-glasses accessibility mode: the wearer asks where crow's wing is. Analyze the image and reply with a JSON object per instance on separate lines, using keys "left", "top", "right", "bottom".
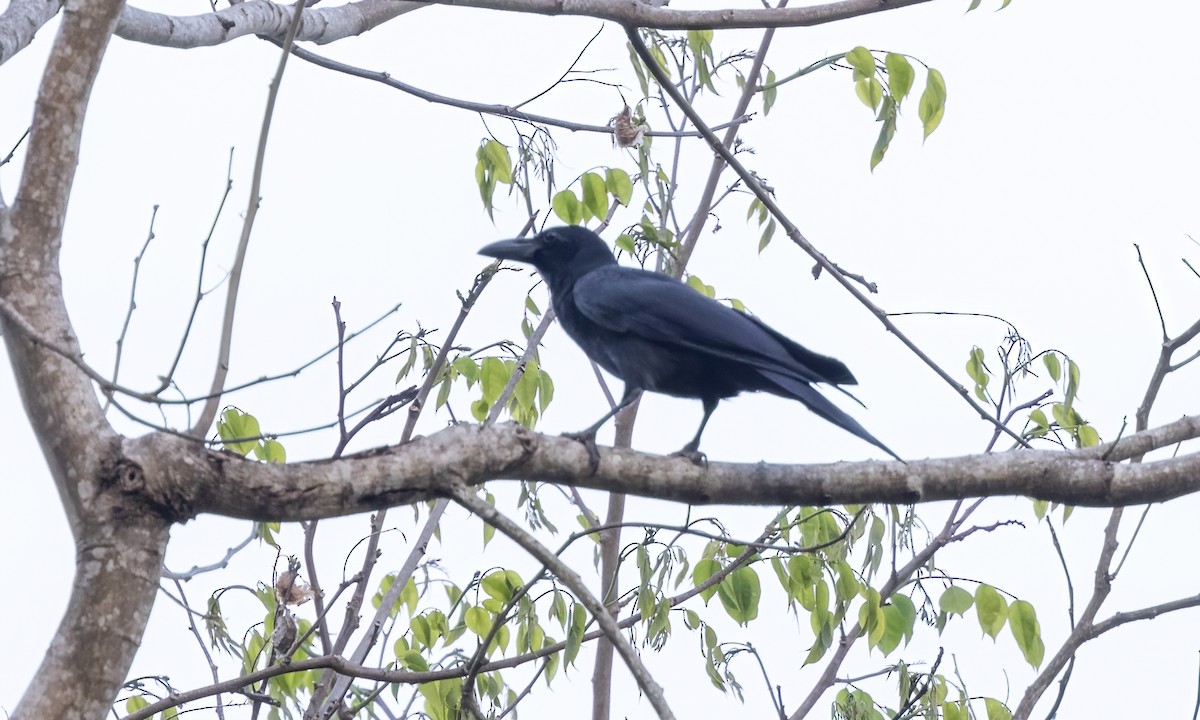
{"left": 573, "top": 267, "right": 855, "bottom": 386}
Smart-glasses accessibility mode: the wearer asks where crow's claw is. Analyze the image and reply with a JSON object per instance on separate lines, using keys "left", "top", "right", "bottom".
{"left": 670, "top": 448, "right": 708, "bottom": 468}
{"left": 563, "top": 430, "right": 602, "bottom": 474}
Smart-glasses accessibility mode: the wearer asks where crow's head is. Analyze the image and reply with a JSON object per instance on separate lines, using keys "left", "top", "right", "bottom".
{"left": 480, "top": 226, "right": 617, "bottom": 284}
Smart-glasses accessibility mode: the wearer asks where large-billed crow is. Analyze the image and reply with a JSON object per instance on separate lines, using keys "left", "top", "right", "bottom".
{"left": 480, "top": 225, "right": 900, "bottom": 465}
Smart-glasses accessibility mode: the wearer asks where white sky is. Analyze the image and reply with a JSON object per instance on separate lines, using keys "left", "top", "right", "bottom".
{"left": 1, "top": 0, "right": 1198, "bottom": 717}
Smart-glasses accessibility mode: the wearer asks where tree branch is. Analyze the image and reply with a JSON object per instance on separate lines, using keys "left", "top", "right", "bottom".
{"left": 124, "top": 415, "right": 1200, "bottom": 525}
{"left": 451, "top": 484, "right": 676, "bottom": 720}
{"left": 191, "top": 0, "right": 306, "bottom": 437}
{"left": 0, "top": 0, "right": 60, "bottom": 67}
{"left": 424, "top": 0, "right": 935, "bottom": 30}
{"left": 115, "top": 0, "right": 420, "bottom": 49}
{"left": 626, "top": 27, "right": 1034, "bottom": 453}
{"left": 284, "top": 43, "right": 750, "bottom": 141}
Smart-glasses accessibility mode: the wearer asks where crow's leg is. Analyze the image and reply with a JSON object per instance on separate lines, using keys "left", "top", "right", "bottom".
{"left": 672, "top": 397, "right": 719, "bottom": 466}
{"left": 564, "top": 385, "right": 642, "bottom": 473}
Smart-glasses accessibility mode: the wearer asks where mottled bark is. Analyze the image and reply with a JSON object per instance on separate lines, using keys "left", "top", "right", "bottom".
{"left": 114, "top": 0, "right": 420, "bottom": 49}
{"left": 0, "top": 0, "right": 174, "bottom": 717}
{"left": 122, "top": 416, "right": 1200, "bottom": 524}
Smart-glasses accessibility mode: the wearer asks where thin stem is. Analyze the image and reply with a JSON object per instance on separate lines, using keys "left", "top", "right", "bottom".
{"left": 282, "top": 43, "right": 750, "bottom": 140}
{"left": 105, "top": 204, "right": 159, "bottom": 412}
{"left": 451, "top": 485, "right": 676, "bottom": 720}
{"left": 191, "top": 0, "right": 306, "bottom": 437}
{"left": 627, "top": 27, "right": 1032, "bottom": 453}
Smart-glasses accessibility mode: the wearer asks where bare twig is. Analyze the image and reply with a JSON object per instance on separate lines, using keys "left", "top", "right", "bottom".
{"left": 1041, "top": 519, "right": 1076, "bottom": 720}
{"left": 0, "top": 125, "right": 30, "bottom": 167}
{"left": 105, "top": 204, "right": 160, "bottom": 412}
{"left": 627, "top": 27, "right": 1033, "bottom": 454}
{"left": 171, "top": 579, "right": 226, "bottom": 720}
{"left": 1135, "top": 244, "right": 1169, "bottom": 341}
{"left": 451, "top": 484, "right": 676, "bottom": 720}
{"left": 312, "top": 240, "right": 521, "bottom": 716}
{"left": 157, "top": 150, "right": 236, "bottom": 398}
{"left": 191, "top": 0, "right": 307, "bottom": 437}
{"left": 162, "top": 525, "right": 258, "bottom": 581}
{"left": 282, "top": 42, "right": 749, "bottom": 140}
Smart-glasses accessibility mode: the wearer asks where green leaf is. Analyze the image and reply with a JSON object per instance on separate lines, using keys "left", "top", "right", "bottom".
{"left": 975, "top": 584, "right": 1008, "bottom": 639}
{"left": 453, "top": 356, "right": 479, "bottom": 383}
{"left": 480, "top": 357, "right": 509, "bottom": 404}
{"left": 483, "top": 140, "right": 513, "bottom": 184}
{"left": 1008, "top": 600, "right": 1044, "bottom": 667}
{"left": 544, "top": 644, "right": 561, "bottom": 683}
{"left": 1077, "top": 424, "right": 1100, "bottom": 447}
{"left": 758, "top": 218, "right": 776, "bottom": 253}
{"left": 605, "top": 168, "right": 634, "bottom": 206}
{"left": 627, "top": 42, "right": 649, "bottom": 97}
{"left": 966, "top": 346, "right": 990, "bottom": 401}
{"left": 650, "top": 43, "right": 671, "bottom": 77}
{"left": 537, "top": 371, "right": 555, "bottom": 414}
{"left": 763, "top": 69, "right": 778, "bottom": 115}
{"left": 939, "top": 586, "right": 974, "bottom": 615}
{"left": 566, "top": 602, "right": 586, "bottom": 665}
{"left": 859, "top": 588, "right": 886, "bottom": 649}
{"left": 552, "top": 189, "right": 583, "bottom": 225}
{"left": 470, "top": 399, "right": 489, "bottom": 422}
{"left": 254, "top": 438, "right": 286, "bottom": 463}
{"left": 513, "top": 358, "right": 540, "bottom": 411}
{"left": 481, "top": 570, "right": 522, "bottom": 603}
{"left": 125, "top": 697, "right": 150, "bottom": 712}
{"left": 217, "top": 408, "right": 261, "bottom": 456}
{"left": 1029, "top": 408, "right": 1049, "bottom": 430}
{"left": 985, "top": 698, "right": 1013, "bottom": 720}
{"left": 943, "top": 701, "right": 969, "bottom": 720}
{"left": 890, "top": 594, "right": 916, "bottom": 645}
{"left": 1066, "top": 359, "right": 1081, "bottom": 407}
{"left": 884, "top": 53, "right": 914, "bottom": 101}
{"left": 1033, "top": 498, "right": 1049, "bottom": 519}
{"left": 685, "top": 274, "right": 716, "bottom": 299}
{"left": 870, "top": 96, "right": 897, "bottom": 170}
{"left": 465, "top": 607, "right": 492, "bottom": 637}
{"left": 686, "top": 29, "right": 713, "bottom": 59}
{"left": 918, "top": 68, "right": 947, "bottom": 139}
{"left": 877, "top": 604, "right": 905, "bottom": 655}
{"left": 845, "top": 46, "right": 876, "bottom": 78}
{"left": 692, "top": 557, "right": 721, "bottom": 602}
{"left": 855, "top": 76, "right": 883, "bottom": 111}
{"left": 581, "top": 172, "right": 609, "bottom": 220}
{"left": 1043, "top": 353, "right": 1061, "bottom": 382}
{"left": 716, "top": 566, "right": 760, "bottom": 625}
{"left": 615, "top": 233, "right": 636, "bottom": 255}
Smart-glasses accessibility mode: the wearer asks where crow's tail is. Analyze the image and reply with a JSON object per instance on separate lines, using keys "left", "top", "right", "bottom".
{"left": 761, "top": 370, "right": 903, "bottom": 462}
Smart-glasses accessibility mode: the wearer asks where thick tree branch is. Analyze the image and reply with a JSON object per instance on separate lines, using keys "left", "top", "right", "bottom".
{"left": 0, "top": 0, "right": 60, "bottom": 67}
{"left": 111, "top": 0, "right": 935, "bottom": 50}
{"left": 125, "top": 415, "right": 1200, "bottom": 524}
{"left": 425, "top": 0, "right": 935, "bottom": 30}
{"left": 115, "top": 0, "right": 420, "bottom": 49}
{"left": 1, "top": 0, "right": 124, "bottom": 529}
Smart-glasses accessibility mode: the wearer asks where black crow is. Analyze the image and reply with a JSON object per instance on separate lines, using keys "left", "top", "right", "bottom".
{"left": 479, "top": 226, "right": 900, "bottom": 466}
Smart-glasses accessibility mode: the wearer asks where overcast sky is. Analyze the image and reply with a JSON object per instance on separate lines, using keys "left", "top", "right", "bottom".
{"left": 1, "top": 1, "right": 1197, "bottom": 717}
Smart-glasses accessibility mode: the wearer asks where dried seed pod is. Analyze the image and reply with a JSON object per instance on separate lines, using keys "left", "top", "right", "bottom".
{"left": 613, "top": 106, "right": 646, "bottom": 148}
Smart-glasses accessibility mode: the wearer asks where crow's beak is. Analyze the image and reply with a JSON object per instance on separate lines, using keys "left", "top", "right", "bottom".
{"left": 479, "top": 237, "right": 540, "bottom": 263}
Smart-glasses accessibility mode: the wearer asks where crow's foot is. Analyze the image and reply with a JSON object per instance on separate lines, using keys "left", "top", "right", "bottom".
{"left": 670, "top": 448, "right": 708, "bottom": 468}
{"left": 563, "top": 430, "right": 602, "bottom": 474}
